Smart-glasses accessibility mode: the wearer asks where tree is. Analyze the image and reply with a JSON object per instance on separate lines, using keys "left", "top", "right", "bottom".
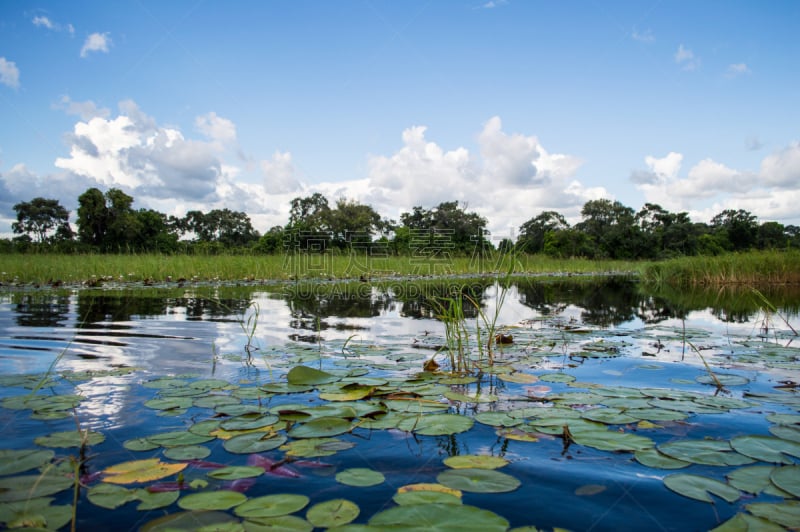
{"left": 711, "top": 209, "right": 758, "bottom": 251}
{"left": 399, "top": 201, "right": 491, "bottom": 254}
{"left": 518, "top": 211, "right": 568, "bottom": 254}
{"left": 12, "top": 198, "right": 71, "bottom": 243}
{"left": 76, "top": 188, "right": 110, "bottom": 247}
{"left": 326, "top": 198, "right": 387, "bottom": 249}
{"left": 757, "top": 221, "right": 787, "bottom": 249}
{"left": 255, "top": 226, "right": 286, "bottom": 253}
{"left": 635, "top": 204, "right": 700, "bottom": 258}
{"left": 182, "top": 209, "right": 259, "bottom": 247}
{"left": 575, "top": 199, "right": 642, "bottom": 259}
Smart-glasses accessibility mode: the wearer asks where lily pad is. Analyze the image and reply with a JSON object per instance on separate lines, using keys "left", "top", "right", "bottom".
{"left": 234, "top": 493, "right": 310, "bottom": 518}
{"left": 34, "top": 430, "right": 105, "bottom": 448}
{"left": 178, "top": 490, "right": 247, "bottom": 511}
{"left": 710, "top": 513, "right": 786, "bottom": 532}
{"left": 696, "top": 374, "right": 749, "bottom": 386}
{"left": 0, "top": 449, "right": 54, "bottom": 476}
{"left": 443, "top": 455, "right": 508, "bottom": 470}
{"left": 658, "top": 440, "right": 755, "bottom": 466}
{"left": 474, "top": 412, "right": 522, "bottom": 427}
{"left": 207, "top": 466, "right": 265, "bottom": 480}
{"left": 0, "top": 497, "right": 72, "bottom": 530}
{"left": 281, "top": 437, "right": 356, "bottom": 458}
{"left": 87, "top": 484, "right": 137, "bottom": 509}
{"left": 663, "top": 473, "right": 741, "bottom": 503}
{"left": 369, "top": 503, "right": 508, "bottom": 531}
{"left": 770, "top": 465, "right": 800, "bottom": 497}
{"left": 634, "top": 449, "right": 690, "bottom": 470}
{"left": 0, "top": 474, "right": 74, "bottom": 502}
{"left": 243, "top": 515, "right": 313, "bottom": 531}
{"left": 397, "top": 413, "right": 474, "bottom": 436}
{"left": 581, "top": 408, "right": 639, "bottom": 425}
{"left": 146, "top": 431, "right": 214, "bottom": 448}
{"left": 287, "top": 366, "right": 340, "bottom": 386}
{"left": 223, "top": 432, "right": 287, "bottom": 454}
{"left": 437, "top": 468, "right": 521, "bottom": 493}
{"left": 163, "top": 445, "right": 211, "bottom": 461}
{"left": 570, "top": 429, "right": 654, "bottom": 452}
{"left": 335, "top": 468, "right": 385, "bottom": 487}
{"left": 220, "top": 414, "right": 279, "bottom": 431}
{"left": 288, "top": 417, "right": 353, "bottom": 438}
{"left": 730, "top": 435, "right": 800, "bottom": 464}
{"left": 727, "top": 466, "right": 792, "bottom": 497}
{"left": 305, "top": 498, "right": 359, "bottom": 528}
{"left": 745, "top": 501, "right": 800, "bottom": 529}
{"left": 103, "top": 458, "right": 188, "bottom": 485}
{"left": 135, "top": 489, "right": 180, "bottom": 510}
{"left": 140, "top": 510, "right": 239, "bottom": 531}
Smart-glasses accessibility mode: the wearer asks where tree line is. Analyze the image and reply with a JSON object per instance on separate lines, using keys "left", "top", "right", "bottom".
{"left": 5, "top": 186, "right": 799, "bottom": 258}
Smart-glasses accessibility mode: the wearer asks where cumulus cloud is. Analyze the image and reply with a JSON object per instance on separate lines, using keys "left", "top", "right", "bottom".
{"left": 195, "top": 112, "right": 237, "bottom": 145}
{"left": 759, "top": 142, "right": 800, "bottom": 188}
{"left": 80, "top": 32, "right": 111, "bottom": 58}
{"left": 53, "top": 95, "right": 110, "bottom": 120}
{"left": 0, "top": 57, "right": 20, "bottom": 89}
{"left": 32, "top": 14, "right": 73, "bottom": 34}
{"left": 675, "top": 44, "right": 700, "bottom": 71}
{"left": 32, "top": 15, "right": 54, "bottom": 29}
{"left": 260, "top": 151, "right": 302, "bottom": 194}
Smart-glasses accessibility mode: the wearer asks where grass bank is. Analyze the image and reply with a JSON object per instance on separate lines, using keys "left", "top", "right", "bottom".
{"left": 0, "top": 252, "right": 639, "bottom": 286}
{"left": 640, "top": 249, "right": 800, "bottom": 288}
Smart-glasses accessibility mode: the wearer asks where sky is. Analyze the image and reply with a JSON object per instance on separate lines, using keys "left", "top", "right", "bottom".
{"left": 1, "top": 0, "right": 799, "bottom": 242}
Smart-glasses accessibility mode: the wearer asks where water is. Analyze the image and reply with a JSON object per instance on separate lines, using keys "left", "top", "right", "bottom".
{"left": 1, "top": 277, "right": 799, "bottom": 531}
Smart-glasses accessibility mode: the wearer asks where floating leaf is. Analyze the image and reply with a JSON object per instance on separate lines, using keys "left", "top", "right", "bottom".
{"left": 87, "top": 484, "right": 137, "bottom": 509}
{"left": 437, "top": 468, "right": 521, "bottom": 493}
{"left": 144, "top": 397, "right": 193, "bottom": 411}
{"left": 0, "top": 474, "right": 74, "bottom": 502}
{"left": 634, "top": 449, "right": 690, "bottom": 470}
{"left": 281, "top": 437, "right": 355, "bottom": 458}
{"left": 498, "top": 372, "right": 539, "bottom": 384}
{"left": 745, "top": 501, "right": 800, "bottom": 529}
{"left": 163, "top": 445, "right": 210, "bottom": 461}
{"left": 335, "top": 468, "right": 385, "bottom": 487}
{"left": 146, "top": 431, "right": 214, "bottom": 448}
{"left": 581, "top": 408, "right": 639, "bottom": 425}
{"left": 397, "top": 413, "right": 474, "bottom": 436}
{"left": 696, "top": 374, "right": 749, "bottom": 386}
{"left": 223, "top": 432, "right": 287, "bottom": 454}
{"left": 178, "top": 490, "right": 247, "bottom": 511}
{"left": 220, "top": 414, "right": 279, "bottom": 431}
{"left": 140, "top": 510, "right": 240, "bottom": 531}
{"left": 443, "top": 455, "right": 508, "bottom": 470}
{"left": 727, "top": 466, "right": 791, "bottom": 497}
{"left": 710, "top": 513, "right": 786, "bottom": 532}
{"left": 288, "top": 417, "right": 352, "bottom": 438}
{"left": 474, "top": 412, "right": 522, "bottom": 427}
{"left": 124, "top": 438, "right": 160, "bottom": 452}
{"left": 663, "top": 473, "right": 740, "bottom": 503}
{"left": 444, "top": 390, "right": 498, "bottom": 403}
{"left": 207, "top": 466, "right": 265, "bottom": 480}
{"left": 234, "top": 493, "right": 310, "bottom": 518}
{"left": 305, "top": 499, "right": 359, "bottom": 528}
{"left": 242, "top": 515, "right": 313, "bottom": 531}
{"left": 0, "top": 449, "right": 54, "bottom": 476}
{"left": 135, "top": 488, "right": 180, "bottom": 510}
{"left": 319, "top": 384, "right": 375, "bottom": 402}
{"left": 730, "top": 435, "right": 800, "bottom": 464}
{"left": 193, "top": 395, "right": 240, "bottom": 409}
{"left": 570, "top": 429, "right": 653, "bottom": 452}
{"left": 770, "top": 465, "right": 800, "bottom": 497}
{"left": 575, "top": 484, "right": 606, "bottom": 496}
{"left": 287, "top": 366, "right": 339, "bottom": 386}
{"left": 496, "top": 427, "right": 540, "bottom": 442}
{"left": 34, "top": 430, "right": 105, "bottom": 448}
{"left": 369, "top": 503, "right": 508, "bottom": 531}
{"left": 658, "top": 440, "right": 755, "bottom": 466}
{"left": 103, "top": 458, "right": 188, "bottom": 485}
{"left": 0, "top": 497, "right": 72, "bottom": 531}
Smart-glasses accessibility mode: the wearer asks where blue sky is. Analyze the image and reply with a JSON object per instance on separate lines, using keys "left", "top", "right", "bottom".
{"left": 1, "top": 0, "right": 799, "bottom": 240}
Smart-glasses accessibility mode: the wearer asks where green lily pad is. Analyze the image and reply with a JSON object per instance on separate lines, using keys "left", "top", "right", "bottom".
{"left": 305, "top": 499, "right": 359, "bottom": 528}
{"left": 0, "top": 497, "right": 72, "bottom": 530}
{"left": 696, "top": 374, "right": 749, "bottom": 386}
{"left": 234, "top": 493, "right": 310, "bottom": 518}
{"left": 443, "top": 390, "right": 498, "bottom": 403}
{"left": 710, "top": 512, "right": 786, "bottom": 532}
{"left": 124, "top": 437, "right": 161, "bottom": 452}
{"left": 437, "top": 468, "right": 521, "bottom": 493}
{"left": 474, "top": 412, "right": 522, "bottom": 427}
{"left": 178, "top": 490, "right": 247, "bottom": 511}
{"left": 770, "top": 424, "right": 800, "bottom": 443}
{"left": 581, "top": 408, "right": 639, "bottom": 425}
{"left": 223, "top": 432, "right": 287, "bottom": 454}
{"left": 288, "top": 417, "right": 353, "bottom": 438}
{"left": 369, "top": 503, "right": 508, "bottom": 531}
{"left": 243, "top": 515, "right": 313, "bottom": 531}
{"left": 745, "top": 501, "right": 800, "bottom": 529}
{"left": 381, "top": 399, "right": 449, "bottom": 414}
{"left": 624, "top": 408, "right": 689, "bottom": 422}
{"left": 658, "top": 440, "right": 755, "bottom": 466}
{"left": 663, "top": 473, "right": 741, "bottom": 503}
{"left": 287, "top": 366, "right": 340, "bottom": 386}
{"left": 727, "top": 466, "right": 792, "bottom": 497}
{"left": 319, "top": 384, "right": 376, "bottom": 402}
{"left": 87, "top": 484, "right": 137, "bottom": 509}
{"left": 146, "top": 431, "right": 214, "bottom": 448}
{"left": 570, "top": 429, "right": 654, "bottom": 452}
{"left": 281, "top": 437, "right": 356, "bottom": 458}
{"left": 193, "top": 395, "right": 241, "bottom": 409}
{"left": 34, "top": 430, "right": 105, "bottom": 448}
{"left": 730, "top": 435, "right": 800, "bottom": 464}
{"left": 140, "top": 510, "right": 240, "bottom": 531}
{"left": 335, "top": 468, "right": 385, "bottom": 487}
{"left": 770, "top": 465, "right": 800, "bottom": 497}
{"left": 0, "top": 474, "right": 74, "bottom": 502}
{"left": 163, "top": 445, "right": 211, "bottom": 461}
{"left": 144, "top": 397, "right": 193, "bottom": 411}
{"left": 443, "top": 455, "right": 509, "bottom": 470}
{"left": 0, "top": 449, "right": 54, "bottom": 476}
{"left": 135, "top": 488, "right": 180, "bottom": 510}
{"left": 634, "top": 449, "right": 690, "bottom": 470}
{"left": 392, "top": 490, "right": 463, "bottom": 506}
{"left": 207, "top": 466, "right": 265, "bottom": 480}
{"left": 397, "top": 413, "right": 474, "bottom": 436}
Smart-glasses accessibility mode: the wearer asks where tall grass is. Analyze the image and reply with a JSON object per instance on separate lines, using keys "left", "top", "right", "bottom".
{"left": 0, "top": 252, "right": 641, "bottom": 286}
{"left": 641, "top": 250, "right": 800, "bottom": 288}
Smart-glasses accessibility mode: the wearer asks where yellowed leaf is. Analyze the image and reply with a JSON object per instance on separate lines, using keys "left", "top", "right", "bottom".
{"left": 103, "top": 458, "right": 187, "bottom": 485}
{"left": 397, "top": 482, "right": 462, "bottom": 499}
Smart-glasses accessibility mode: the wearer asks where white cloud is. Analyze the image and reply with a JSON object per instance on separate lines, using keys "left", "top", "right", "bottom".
{"left": 479, "top": 0, "right": 507, "bottom": 8}
{"left": 0, "top": 57, "right": 20, "bottom": 89}
{"left": 80, "top": 32, "right": 112, "bottom": 58}
{"left": 53, "top": 95, "right": 110, "bottom": 120}
{"left": 260, "top": 151, "right": 302, "bottom": 194}
{"left": 674, "top": 44, "right": 700, "bottom": 71}
{"left": 726, "top": 63, "right": 751, "bottom": 77}
{"left": 195, "top": 112, "right": 237, "bottom": 145}
{"left": 631, "top": 28, "right": 655, "bottom": 43}
{"left": 759, "top": 142, "right": 800, "bottom": 188}
{"left": 32, "top": 16, "right": 55, "bottom": 29}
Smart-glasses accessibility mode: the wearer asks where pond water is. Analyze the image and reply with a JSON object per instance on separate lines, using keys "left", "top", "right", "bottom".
{"left": 1, "top": 276, "right": 799, "bottom": 531}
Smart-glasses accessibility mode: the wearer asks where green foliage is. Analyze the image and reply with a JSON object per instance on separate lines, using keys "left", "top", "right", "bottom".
{"left": 12, "top": 197, "right": 71, "bottom": 243}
